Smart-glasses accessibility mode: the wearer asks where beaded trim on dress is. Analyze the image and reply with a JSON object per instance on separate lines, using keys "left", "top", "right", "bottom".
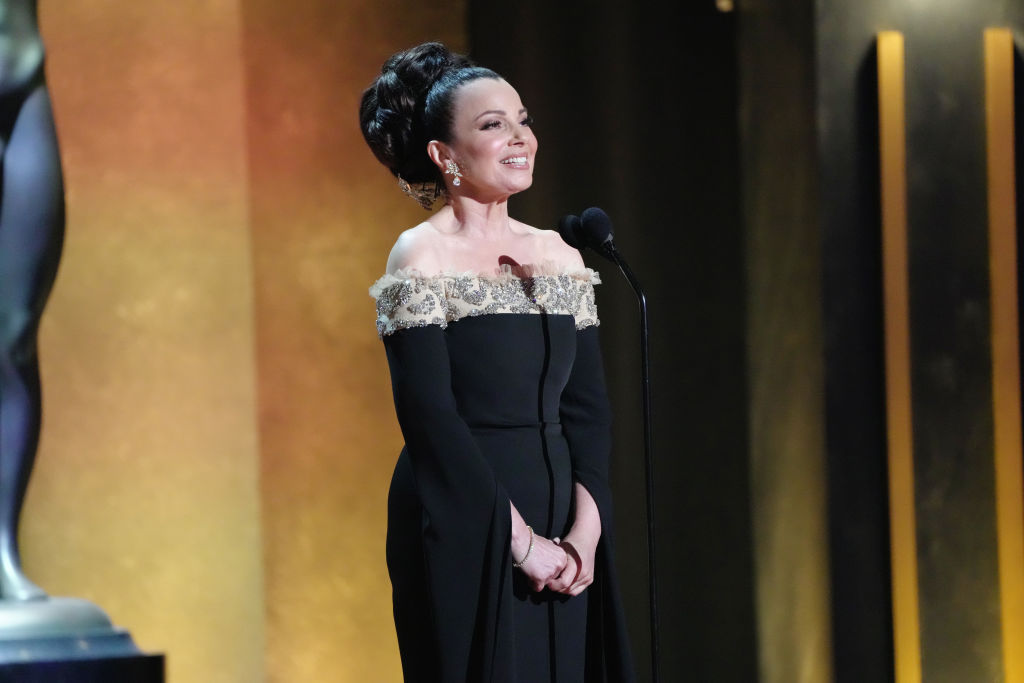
{"left": 369, "top": 264, "right": 601, "bottom": 337}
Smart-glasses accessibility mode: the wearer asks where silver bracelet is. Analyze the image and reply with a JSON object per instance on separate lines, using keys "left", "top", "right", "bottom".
{"left": 512, "top": 525, "right": 534, "bottom": 568}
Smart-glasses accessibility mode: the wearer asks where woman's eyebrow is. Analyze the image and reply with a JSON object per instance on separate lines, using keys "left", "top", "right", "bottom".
{"left": 473, "top": 108, "right": 528, "bottom": 121}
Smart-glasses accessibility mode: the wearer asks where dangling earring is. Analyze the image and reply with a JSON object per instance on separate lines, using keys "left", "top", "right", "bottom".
{"left": 445, "top": 159, "right": 463, "bottom": 186}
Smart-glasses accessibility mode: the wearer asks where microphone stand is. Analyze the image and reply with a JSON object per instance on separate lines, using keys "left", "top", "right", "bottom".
{"left": 603, "top": 240, "right": 659, "bottom": 683}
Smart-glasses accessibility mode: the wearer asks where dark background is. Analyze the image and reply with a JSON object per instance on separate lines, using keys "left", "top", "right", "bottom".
{"left": 471, "top": 3, "right": 754, "bottom": 682}
{"left": 469, "top": 0, "right": 1024, "bottom": 681}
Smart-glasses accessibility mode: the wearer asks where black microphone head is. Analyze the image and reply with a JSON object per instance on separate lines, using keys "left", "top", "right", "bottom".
{"left": 557, "top": 213, "right": 583, "bottom": 250}
{"left": 580, "top": 207, "right": 614, "bottom": 248}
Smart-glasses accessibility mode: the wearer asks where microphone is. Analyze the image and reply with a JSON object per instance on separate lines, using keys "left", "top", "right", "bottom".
{"left": 557, "top": 213, "right": 584, "bottom": 250}
{"left": 558, "top": 207, "right": 616, "bottom": 259}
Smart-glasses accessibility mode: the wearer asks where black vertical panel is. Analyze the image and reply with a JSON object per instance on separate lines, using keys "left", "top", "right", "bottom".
{"left": 469, "top": 2, "right": 757, "bottom": 682}
{"left": 903, "top": 15, "right": 999, "bottom": 682}
{"left": 1016, "top": 49, "right": 1024, "bottom": 488}
{"left": 815, "top": 2, "right": 894, "bottom": 681}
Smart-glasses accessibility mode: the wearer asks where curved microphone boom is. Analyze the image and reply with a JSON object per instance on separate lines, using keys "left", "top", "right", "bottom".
{"left": 559, "top": 207, "right": 660, "bottom": 683}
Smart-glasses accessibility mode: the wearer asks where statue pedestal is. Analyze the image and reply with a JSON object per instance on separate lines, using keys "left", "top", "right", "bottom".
{"left": 0, "top": 653, "right": 164, "bottom": 682}
{"left": 0, "top": 597, "right": 163, "bottom": 682}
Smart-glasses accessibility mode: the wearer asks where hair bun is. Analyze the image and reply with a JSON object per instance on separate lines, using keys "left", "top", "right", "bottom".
{"left": 359, "top": 43, "right": 470, "bottom": 177}
{"left": 360, "top": 42, "right": 500, "bottom": 197}
{"left": 382, "top": 42, "right": 469, "bottom": 101}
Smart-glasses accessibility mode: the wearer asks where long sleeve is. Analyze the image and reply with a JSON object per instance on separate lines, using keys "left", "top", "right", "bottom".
{"left": 559, "top": 325, "right": 636, "bottom": 681}
{"left": 560, "top": 326, "right": 613, "bottom": 506}
{"left": 384, "top": 325, "right": 515, "bottom": 681}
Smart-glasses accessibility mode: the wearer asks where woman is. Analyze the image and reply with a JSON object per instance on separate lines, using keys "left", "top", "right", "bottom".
{"left": 362, "top": 43, "right": 633, "bottom": 682}
{"left": 0, "top": 0, "right": 63, "bottom": 602}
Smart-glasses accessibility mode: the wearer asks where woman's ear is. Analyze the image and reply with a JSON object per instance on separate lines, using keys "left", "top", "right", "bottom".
{"left": 426, "top": 140, "right": 448, "bottom": 172}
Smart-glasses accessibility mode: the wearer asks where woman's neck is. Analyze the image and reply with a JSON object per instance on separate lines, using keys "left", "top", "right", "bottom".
{"left": 442, "top": 196, "right": 517, "bottom": 241}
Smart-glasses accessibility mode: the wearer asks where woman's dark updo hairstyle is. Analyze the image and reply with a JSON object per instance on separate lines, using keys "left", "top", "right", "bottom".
{"left": 359, "top": 42, "right": 501, "bottom": 186}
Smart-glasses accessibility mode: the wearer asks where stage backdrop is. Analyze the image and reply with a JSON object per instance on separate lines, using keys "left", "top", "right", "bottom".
{"left": 22, "top": 2, "right": 463, "bottom": 682}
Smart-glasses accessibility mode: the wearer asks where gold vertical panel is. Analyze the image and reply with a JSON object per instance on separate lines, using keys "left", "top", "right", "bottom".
{"left": 29, "top": 5, "right": 264, "bottom": 683}
{"left": 985, "top": 27, "right": 1024, "bottom": 683}
{"left": 878, "top": 30, "right": 922, "bottom": 683}
{"left": 240, "top": 2, "right": 465, "bottom": 680}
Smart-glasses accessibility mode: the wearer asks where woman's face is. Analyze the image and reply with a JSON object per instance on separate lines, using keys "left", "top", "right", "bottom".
{"left": 444, "top": 78, "right": 538, "bottom": 200}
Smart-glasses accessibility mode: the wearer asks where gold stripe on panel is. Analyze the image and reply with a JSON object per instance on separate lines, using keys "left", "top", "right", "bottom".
{"left": 985, "top": 27, "right": 1024, "bottom": 683}
{"left": 878, "top": 30, "right": 922, "bottom": 683}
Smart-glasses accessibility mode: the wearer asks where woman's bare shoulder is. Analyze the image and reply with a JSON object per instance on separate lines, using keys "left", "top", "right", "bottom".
{"left": 516, "top": 220, "right": 585, "bottom": 270}
{"left": 385, "top": 221, "right": 446, "bottom": 274}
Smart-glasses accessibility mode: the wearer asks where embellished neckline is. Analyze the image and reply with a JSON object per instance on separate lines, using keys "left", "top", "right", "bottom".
{"left": 369, "top": 263, "right": 601, "bottom": 337}
{"left": 379, "top": 261, "right": 600, "bottom": 285}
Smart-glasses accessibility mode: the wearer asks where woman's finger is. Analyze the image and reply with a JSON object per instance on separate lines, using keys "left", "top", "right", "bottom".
{"left": 547, "top": 575, "right": 568, "bottom": 593}
{"left": 568, "top": 574, "right": 593, "bottom": 594}
{"left": 550, "top": 556, "right": 582, "bottom": 594}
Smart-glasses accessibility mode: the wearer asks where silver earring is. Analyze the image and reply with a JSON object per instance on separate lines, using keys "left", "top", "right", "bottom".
{"left": 445, "top": 159, "right": 463, "bottom": 186}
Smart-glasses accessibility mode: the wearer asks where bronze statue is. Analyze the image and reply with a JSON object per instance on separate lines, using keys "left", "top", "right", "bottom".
{"left": 0, "top": 0, "right": 63, "bottom": 602}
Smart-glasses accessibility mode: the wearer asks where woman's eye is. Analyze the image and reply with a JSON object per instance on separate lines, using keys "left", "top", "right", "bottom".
{"left": 481, "top": 120, "right": 502, "bottom": 130}
{"left": 521, "top": 116, "right": 534, "bottom": 127}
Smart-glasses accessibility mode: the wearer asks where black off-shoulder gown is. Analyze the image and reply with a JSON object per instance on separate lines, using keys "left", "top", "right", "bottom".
{"left": 372, "top": 270, "right": 633, "bottom": 683}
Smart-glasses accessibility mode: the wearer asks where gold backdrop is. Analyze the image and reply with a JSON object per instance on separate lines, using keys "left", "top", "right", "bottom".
{"left": 21, "top": 2, "right": 462, "bottom": 681}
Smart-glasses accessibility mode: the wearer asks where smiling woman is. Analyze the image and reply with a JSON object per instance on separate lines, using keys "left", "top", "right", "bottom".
{"left": 424, "top": 77, "right": 538, "bottom": 203}
{"left": 360, "top": 42, "right": 634, "bottom": 682}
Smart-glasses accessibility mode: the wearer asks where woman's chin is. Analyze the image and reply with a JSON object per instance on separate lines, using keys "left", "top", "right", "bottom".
{"left": 462, "top": 178, "right": 534, "bottom": 204}
{"left": 507, "top": 178, "right": 534, "bottom": 195}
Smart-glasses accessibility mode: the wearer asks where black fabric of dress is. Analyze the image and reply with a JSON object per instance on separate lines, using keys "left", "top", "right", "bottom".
{"left": 377, "top": 273, "right": 633, "bottom": 683}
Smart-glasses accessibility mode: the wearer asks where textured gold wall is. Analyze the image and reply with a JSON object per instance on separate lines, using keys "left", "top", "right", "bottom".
{"left": 19, "top": 2, "right": 464, "bottom": 682}
{"left": 26, "top": 3, "right": 264, "bottom": 683}
{"left": 26, "top": 3, "right": 265, "bottom": 683}
{"left": 240, "top": 3, "right": 464, "bottom": 680}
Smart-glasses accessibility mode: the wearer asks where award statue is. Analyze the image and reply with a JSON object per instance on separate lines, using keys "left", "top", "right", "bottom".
{"left": 0, "top": 3, "right": 162, "bottom": 677}
{"left": 0, "top": 0, "right": 61, "bottom": 606}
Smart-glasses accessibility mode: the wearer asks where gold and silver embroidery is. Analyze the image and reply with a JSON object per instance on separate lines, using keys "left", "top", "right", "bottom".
{"left": 369, "top": 267, "right": 601, "bottom": 337}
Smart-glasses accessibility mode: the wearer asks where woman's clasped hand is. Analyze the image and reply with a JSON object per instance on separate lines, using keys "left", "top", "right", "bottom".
{"left": 549, "top": 536, "right": 597, "bottom": 597}
{"left": 517, "top": 533, "right": 569, "bottom": 593}
{"left": 515, "top": 531, "right": 598, "bottom": 596}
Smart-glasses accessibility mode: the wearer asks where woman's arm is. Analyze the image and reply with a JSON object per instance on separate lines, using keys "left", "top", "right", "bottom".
{"left": 549, "top": 482, "right": 602, "bottom": 595}
{"left": 549, "top": 321, "right": 615, "bottom": 597}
